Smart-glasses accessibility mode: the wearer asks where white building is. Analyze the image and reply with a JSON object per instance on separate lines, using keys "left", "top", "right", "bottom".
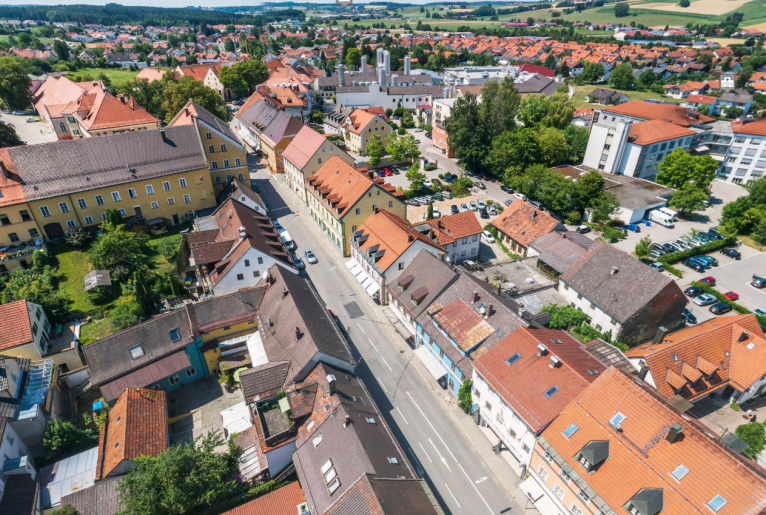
{"left": 334, "top": 83, "right": 446, "bottom": 111}
{"left": 721, "top": 117, "right": 766, "bottom": 185}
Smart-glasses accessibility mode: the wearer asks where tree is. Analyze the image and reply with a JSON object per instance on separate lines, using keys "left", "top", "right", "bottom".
{"left": 541, "top": 303, "right": 589, "bottom": 329}
{"left": 679, "top": 0, "right": 690, "bottom": 7}
{"left": 609, "top": 63, "right": 635, "bottom": 90}
{"left": 219, "top": 60, "right": 269, "bottom": 100}
{"left": 614, "top": 3, "right": 630, "bottom": 17}
{"left": 0, "top": 57, "right": 33, "bottom": 110}
{"left": 0, "top": 120, "right": 25, "bottom": 148}
{"left": 635, "top": 235, "right": 653, "bottom": 258}
{"left": 426, "top": 202, "right": 434, "bottom": 220}
{"left": 564, "top": 125, "right": 590, "bottom": 163}
{"left": 637, "top": 69, "right": 659, "bottom": 88}
{"left": 161, "top": 76, "right": 231, "bottom": 123}
{"left": 543, "top": 53, "right": 557, "bottom": 71}
{"left": 445, "top": 93, "right": 483, "bottom": 172}
{"left": 721, "top": 195, "right": 756, "bottom": 233}
{"left": 110, "top": 291, "right": 145, "bottom": 331}
{"left": 577, "top": 169, "right": 606, "bottom": 208}
{"left": 156, "top": 236, "right": 182, "bottom": 262}
{"left": 479, "top": 75, "right": 521, "bottom": 138}
{"left": 735, "top": 422, "right": 765, "bottom": 460}
{"left": 366, "top": 134, "right": 385, "bottom": 167}
{"left": 89, "top": 222, "right": 151, "bottom": 273}
{"left": 656, "top": 149, "right": 718, "bottom": 189}
{"left": 116, "top": 430, "right": 242, "bottom": 515}
{"left": 457, "top": 379, "right": 473, "bottom": 413}
{"left": 485, "top": 128, "right": 540, "bottom": 180}
{"left": 224, "top": 38, "right": 235, "bottom": 52}
{"left": 724, "top": 106, "right": 745, "bottom": 119}
{"left": 538, "top": 127, "right": 571, "bottom": 166}
{"left": 591, "top": 192, "right": 620, "bottom": 224}
{"left": 748, "top": 175, "right": 766, "bottom": 206}
{"left": 752, "top": 217, "right": 766, "bottom": 245}
{"left": 406, "top": 162, "right": 427, "bottom": 191}
{"left": 43, "top": 420, "right": 98, "bottom": 455}
{"left": 50, "top": 505, "right": 80, "bottom": 515}
{"left": 1, "top": 266, "right": 71, "bottom": 322}
{"left": 580, "top": 62, "right": 605, "bottom": 84}
{"left": 53, "top": 39, "right": 70, "bottom": 61}
{"left": 668, "top": 184, "right": 708, "bottom": 217}
{"left": 399, "top": 133, "right": 421, "bottom": 161}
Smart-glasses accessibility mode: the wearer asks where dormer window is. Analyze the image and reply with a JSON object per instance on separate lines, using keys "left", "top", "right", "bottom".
{"left": 169, "top": 329, "right": 181, "bottom": 342}
{"left": 129, "top": 345, "right": 145, "bottom": 360}
{"left": 575, "top": 440, "right": 609, "bottom": 473}
{"left": 623, "top": 488, "right": 664, "bottom": 515}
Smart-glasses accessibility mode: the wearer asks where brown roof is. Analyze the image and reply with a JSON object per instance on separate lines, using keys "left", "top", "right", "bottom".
{"left": 0, "top": 149, "right": 29, "bottom": 208}
{"left": 282, "top": 126, "right": 330, "bottom": 170}
{"left": 176, "top": 62, "right": 222, "bottom": 81}
{"left": 221, "top": 482, "right": 305, "bottom": 515}
{"left": 628, "top": 119, "right": 695, "bottom": 146}
{"left": 542, "top": 366, "right": 766, "bottom": 515}
{"left": 433, "top": 298, "right": 495, "bottom": 352}
{"left": 425, "top": 210, "right": 483, "bottom": 245}
{"left": 473, "top": 328, "right": 605, "bottom": 432}
{"left": 491, "top": 199, "right": 562, "bottom": 248}
{"left": 600, "top": 100, "right": 715, "bottom": 127}
{"left": 0, "top": 301, "right": 33, "bottom": 351}
{"left": 307, "top": 156, "right": 375, "bottom": 218}
{"left": 95, "top": 388, "right": 168, "bottom": 480}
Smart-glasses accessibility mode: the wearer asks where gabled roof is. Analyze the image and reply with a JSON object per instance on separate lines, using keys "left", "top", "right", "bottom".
{"left": 282, "top": 126, "right": 331, "bottom": 170}
{"left": 307, "top": 156, "right": 376, "bottom": 218}
{"left": 0, "top": 300, "right": 33, "bottom": 351}
{"left": 326, "top": 474, "right": 442, "bottom": 515}
{"left": 238, "top": 100, "right": 304, "bottom": 146}
{"left": 220, "top": 482, "right": 305, "bottom": 515}
{"left": 424, "top": 210, "right": 483, "bottom": 245}
{"left": 345, "top": 108, "right": 379, "bottom": 134}
{"left": 541, "top": 366, "right": 766, "bottom": 515}
{"left": 387, "top": 249, "right": 458, "bottom": 320}
{"left": 168, "top": 99, "right": 240, "bottom": 145}
{"left": 76, "top": 89, "right": 159, "bottom": 131}
{"left": 628, "top": 119, "right": 695, "bottom": 146}
{"left": 192, "top": 286, "right": 266, "bottom": 333}
{"left": 474, "top": 328, "right": 605, "bottom": 432}
{"left": 491, "top": 199, "right": 562, "bottom": 248}
{"left": 600, "top": 100, "right": 715, "bottom": 127}
{"left": 95, "top": 388, "right": 168, "bottom": 480}
{"left": 231, "top": 178, "right": 268, "bottom": 212}
{"left": 176, "top": 62, "right": 222, "bottom": 81}
{"left": 529, "top": 231, "right": 593, "bottom": 274}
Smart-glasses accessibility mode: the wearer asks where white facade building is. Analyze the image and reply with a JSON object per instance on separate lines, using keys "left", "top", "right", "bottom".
{"left": 720, "top": 118, "right": 766, "bottom": 185}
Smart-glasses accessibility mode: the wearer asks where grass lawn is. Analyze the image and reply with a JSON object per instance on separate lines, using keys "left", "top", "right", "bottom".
{"left": 50, "top": 241, "right": 103, "bottom": 314}
{"left": 70, "top": 67, "right": 144, "bottom": 89}
{"left": 570, "top": 85, "right": 677, "bottom": 109}
{"left": 146, "top": 222, "right": 191, "bottom": 274}
{"left": 80, "top": 318, "right": 116, "bottom": 341}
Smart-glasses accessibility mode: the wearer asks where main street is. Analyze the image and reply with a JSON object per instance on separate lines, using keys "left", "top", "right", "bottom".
{"left": 248, "top": 157, "right": 523, "bottom": 515}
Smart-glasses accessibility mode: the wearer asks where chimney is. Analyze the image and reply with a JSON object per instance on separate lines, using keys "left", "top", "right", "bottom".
{"left": 484, "top": 303, "right": 492, "bottom": 319}
{"left": 610, "top": 266, "right": 618, "bottom": 276}
{"left": 295, "top": 326, "right": 301, "bottom": 340}
{"left": 537, "top": 344, "right": 548, "bottom": 356}
{"left": 159, "top": 129, "right": 167, "bottom": 141}
{"left": 327, "top": 374, "right": 337, "bottom": 396}
{"left": 437, "top": 220, "right": 442, "bottom": 229}
{"left": 407, "top": 234, "right": 413, "bottom": 243}
{"left": 343, "top": 413, "right": 352, "bottom": 427}
{"left": 665, "top": 424, "right": 683, "bottom": 444}
{"left": 738, "top": 330, "right": 749, "bottom": 343}
{"left": 652, "top": 326, "right": 669, "bottom": 345}
{"left": 282, "top": 288, "right": 288, "bottom": 298}
{"left": 391, "top": 75, "right": 399, "bottom": 86}
{"left": 267, "top": 317, "right": 272, "bottom": 326}
{"left": 361, "top": 55, "right": 367, "bottom": 72}
{"left": 637, "top": 361, "right": 649, "bottom": 380}
{"left": 374, "top": 206, "right": 379, "bottom": 214}
{"left": 549, "top": 355, "right": 561, "bottom": 368}
{"left": 404, "top": 56, "right": 411, "bottom": 75}
{"left": 472, "top": 291, "right": 479, "bottom": 304}
{"left": 337, "top": 64, "right": 346, "bottom": 87}
{"left": 384, "top": 51, "right": 391, "bottom": 75}
{"left": 238, "top": 226, "right": 246, "bottom": 238}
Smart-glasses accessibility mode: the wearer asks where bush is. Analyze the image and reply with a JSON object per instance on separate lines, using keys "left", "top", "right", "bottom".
{"left": 424, "top": 163, "right": 437, "bottom": 171}
{"left": 44, "top": 420, "right": 99, "bottom": 455}
{"left": 65, "top": 229, "right": 93, "bottom": 248}
{"left": 397, "top": 127, "right": 406, "bottom": 135}
{"left": 87, "top": 286, "right": 113, "bottom": 305}
{"left": 692, "top": 281, "right": 751, "bottom": 314}
{"left": 458, "top": 379, "right": 473, "bottom": 413}
{"left": 658, "top": 238, "right": 735, "bottom": 265}
{"left": 602, "top": 226, "right": 626, "bottom": 242}
{"left": 735, "top": 422, "right": 765, "bottom": 460}
{"left": 565, "top": 210, "right": 581, "bottom": 225}
{"left": 156, "top": 236, "right": 181, "bottom": 262}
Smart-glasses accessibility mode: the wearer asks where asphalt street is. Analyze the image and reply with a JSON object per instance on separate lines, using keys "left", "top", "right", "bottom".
{"left": 249, "top": 159, "right": 521, "bottom": 515}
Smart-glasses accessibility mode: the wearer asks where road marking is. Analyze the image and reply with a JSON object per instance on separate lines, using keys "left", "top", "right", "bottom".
{"left": 418, "top": 441, "right": 432, "bottom": 462}
{"left": 328, "top": 266, "right": 337, "bottom": 271}
{"left": 396, "top": 406, "right": 409, "bottom": 425}
{"left": 406, "top": 391, "right": 458, "bottom": 462}
{"left": 429, "top": 438, "right": 452, "bottom": 472}
{"left": 368, "top": 338, "right": 379, "bottom": 352}
{"left": 376, "top": 376, "right": 388, "bottom": 393}
{"left": 357, "top": 323, "right": 366, "bottom": 334}
{"left": 475, "top": 476, "right": 487, "bottom": 484}
{"left": 459, "top": 462, "right": 494, "bottom": 515}
{"left": 444, "top": 483, "right": 462, "bottom": 508}
{"left": 381, "top": 356, "right": 392, "bottom": 371}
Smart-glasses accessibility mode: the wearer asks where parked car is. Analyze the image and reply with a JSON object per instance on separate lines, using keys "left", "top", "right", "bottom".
{"left": 433, "top": 207, "right": 441, "bottom": 218}
{"left": 488, "top": 206, "right": 497, "bottom": 216}
{"left": 432, "top": 179, "right": 442, "bottom": 188}
{"left": 721, "top": 248, "right": 741, "bottom": 259}
{"left": 685, "top": 286, "right": 703, "bottom": 297}
{"left": 504, "top": 199, "right": 513, "bottom": 206}
{"left": 304, "top": 249, "right": 317, "bottom": 264}
{"left": 710, "top": 302, "right": 732, "bottom": 315}
{"left": 425, "top": 132, "right": 432, "bottom": 139}
{"left": 273, "top": 220, "right": 284, "bottom": 233}
{"left": 755, "top": 308, "right": 766, "bottom": 317}
{"left": 649, "top": 250, "right": 664, "bottom": 260}
{"left": 424, "top": 179, "right": 433, "bottom": 188}
{"left": 384, "top": 168, "right": 393, "bottom": 176}
{"left": 482, "top": 230, "right": 495, "bottom": 243}
{"left": 392, "top": 168, "right": 400, "bottom": 175}
{"left": 724, "top": 291, "right": 739, "bottom": 301}
{"left": 513, "top": 193, "right": 527, "bottom": 201}
{"left": 376, "top": 169, "right": 386, "bottom": 177}
{"left": 25, "top": 117, "right": 38, "bottom": 123}
{"left": 469, "top": 201, "right": 478, "bottom": 212}
{"left": 699, "top": 276, "right": 716, "bottom": 286}
{"left": 624, "top": 224, "right": 641, "bottom": 233}
{"left": 683, "top": 259, "right": 705, "bottom": 273}
{"left": 662, "top": 243, "right": 676, "bottom": 253}
{"left": 251, "top": 183, "right": 260, "bottom": 193}
{"left": 477, "top": 198, "right": 486, "bottom": 210}
{"left": 708, "top": 227, "right": 723, "bottom": 239}
{"left": 480, "top": 208, "right": 489, "bottom": 219}
{"left": 651, "top": 243, "right": 665, "bottom": 252}
{"left": 688, "top": 256, "right": 710, "bottom": 269}
{"left": 696, "top": 256, "right": 718, "bottom": 267}
{"left": 528, "top": 200, "right": 543, "bottom": 209}
{"left": 753, "top": 275, "right": 766, "bottom": 288}
{"left": 460, "top": 203, "right": 469, "bottom": 212}
{"left": 12, "top": 109, "right": 35, "bottom": 115}
{"left": 413, "top": 128, "right": 423, "bottom": 132}
{"left": 693, "top": 294, "right": 717, "bottom": 306}
{"left": 576, "top": 225, "right": 591, "bottom": 234}
{"left": 451, "top": 205, "right": 459, "bottom": 215}
{"left": 475, "top": 182, "right": 486, "bottom": 190}
{"left": 649, "top": 262, "right": 664, "bottom": 272}
{"left": 682, "top": 308, "right": 697, "bottom": 325}
{"left": 292, "top": 254, "right": 305, "bottom": 270}
{"left": 500, "top": 185, "right": 512, "bottom": 194}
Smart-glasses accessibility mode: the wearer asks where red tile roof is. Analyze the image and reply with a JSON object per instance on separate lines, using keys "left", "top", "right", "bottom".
{"left": 685, "top": 94, "right": 717, "bottom": 105}
{"left": 77, "top": 89, "right": 159, "bottom": 131}
{"left": 425, "top": 211, "right": 483, "bottom": 245}
{"left": 0, "top": 300, "right": 33, "bottom": 351}
{"left": 307, "top": 156, "right": 376, "bottom": 218}
{"left": 733, "top": 117, "right": 766, "bottom": 137}
{"left": 601, "top": 100, "right": 715, "bottom": 127}
{"left": 628, "top": 119, "right": 695, "bottom": 146}
{"left": 491, "top": 199, "right": 561, "bottom": 248}
{"left": 221, "top": 482, "right": 305, "bottom": 515}
{"left": 282, "top": 126, "right": 330, "bottom": 170}
{"left": 0, "top": 149, "right": 29, "bottom": 208}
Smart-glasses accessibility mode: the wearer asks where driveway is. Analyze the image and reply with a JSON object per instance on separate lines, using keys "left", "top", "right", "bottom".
{"left": 0, "top": 112, "right": 58, "bottom": 145}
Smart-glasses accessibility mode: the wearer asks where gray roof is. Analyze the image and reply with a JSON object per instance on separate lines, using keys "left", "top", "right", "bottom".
{"left": 529, "top": 231, "right": 593, "bottom": 274}
{"left": 106, "top": 52, "right": 138, "bottom": 62}
{"left": 191, "top": 286, "right": 265, "bottom": 331}
{"left": 720, "top": 89, "right": 753, "bottom": 105}
{"left": 317, "top": 71, "right": 433, "bottom": 87}
{"left": 323, "top": 104, "right": 355, "bottom": 128}
{"left": 60, "top": 477, "right": 121, "bottom": 515}
{"left": 559, "top": 240, "right": 680, "bottom": 323}
{"left": 189, "top": 101, "right": 239, "bottom": 144}
{"left": 553, "top": 165, "right": 673, "bottom": 209}
{"left": 0, "top": 356, "right": 30, "bottom": 438}
{"left": 0, "top": 474, "right": 39, "bottom": 515}
{"left": 84, "top": 270, "right": 111, "bottom": 291}
{"left": 240, "top": 360, "right": 291, "bottom": 402}
{"left": 7, "top": 125, "right": 206, "bottom": 201}
{"left": 329, "top": 475, "right": 442, "bottom": 515}
{"left": 83, "top": 308, "right": 194, "bottom": 386}
{"left": 586, "top": 88, "right": 617, "bottom": 100}
{"left": 581, "top": 338, "right": 636, "bottom": 374}
{"left": 238, "top": 100, "right": 304, "bottom": 144}
{"left": 387, "top": 249, "right": 457, "bottom": 320}
{"left": 516, "top": 76, "right": 561, "bottom": 97}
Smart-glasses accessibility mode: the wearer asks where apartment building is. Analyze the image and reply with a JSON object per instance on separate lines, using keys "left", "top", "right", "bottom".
{"left": 58, "top": 89, "right": 160, "bottom": 138}
{"left": 236, "top": 100, "right": 304, "bottom": 174}
{"left": 283, "top": 126, "right": 354, "bottom": 202}
{"left": 341, "top": 108, "right": 392, "bottom": 155}
{"left": 721, "top": 117, "right": 766, "bottom": 185}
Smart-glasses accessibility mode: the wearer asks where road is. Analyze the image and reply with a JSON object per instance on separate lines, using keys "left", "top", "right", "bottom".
{"left": 249, "top": 158, "right": 521, "bottom": 515}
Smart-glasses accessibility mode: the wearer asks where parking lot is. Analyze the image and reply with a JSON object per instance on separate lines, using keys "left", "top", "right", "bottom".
{"left": 0, "top": 112, "right": 58, "bottom": 145}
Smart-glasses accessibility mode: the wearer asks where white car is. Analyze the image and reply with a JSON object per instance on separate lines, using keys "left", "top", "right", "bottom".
{"left": 470, "top": 201, "right": 478, "bottom": 211}
{"left": 304, "top": 249, "right": 317, "bottom": 264}
{"left": 460, "top": 203, "right": 469, "bottom": 212}
{"left": 693, "top": 294, "right": 716, "bottom": 306}
{"left": 423, "top": 179, "right": 433, "bottom": 187}
{"left": 482, "top": 230, "right": 495, "bottom": 243}
{"left": 513, "top": 193, "right": 527, "bottom": 201}
{"left": 477, "top": 198, "right": 486, "bottom": 209}
{"left": 432, "top": 207, "right": 441, "bottom": 218}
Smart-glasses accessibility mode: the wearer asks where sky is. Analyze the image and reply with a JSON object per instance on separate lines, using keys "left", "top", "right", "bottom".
{"left": 2, "top": 0, "right": 531, "bottom": 7}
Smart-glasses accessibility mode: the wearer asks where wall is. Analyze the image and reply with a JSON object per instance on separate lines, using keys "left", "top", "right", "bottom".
{"left": 201, "top": 322, "right": 257, "bottom": 372}
{"left": 81, "top": 121, "right": 161, "bottom": 138}
{"left": 199, "top": 123, "right": 249, "bottom": 197}
{"left": 0, "top": 202, "right": 41, "bottom": 248}
{"left": 442, "top": 233, "right": 480, "bottom": 264}
{"left": 144, "top": 342, "right": 207, "bottom": 395}
{"left": 389, "top": 295, "right": 416, "bottom": 334}
{"left": 720, "top": 133, "right": 766, "bottom": 185}
{"left": 284, "top": 140, "right": 353, "bottom": 204}
{"left": 265, "top": 440, "right": 296, "bottom": 475}
{"left": 335, "top": 84, "right": 442, "bottom": 111}
{"left": 558, "top": 280, "right": 624, "bottom": 337}
{"left": 528, "top": 446, "right": 599, "bottom": 515}
{"left": 0, "top": 423, "right": 32, "bottom": 503}
{"left": 415, "top": 322, "right": 465, "bottom": 395}
{"left": 210, "top": 247, "right": 297, "bottom": 296}
{"left": 343, "top": 116, "right": 391, "bottom": 156}
{"left": 339, "top": 189, "right": 406, "bottom": 256}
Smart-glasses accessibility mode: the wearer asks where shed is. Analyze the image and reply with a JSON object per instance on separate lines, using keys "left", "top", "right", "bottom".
{"left": 84, "top": 270, "right": 112, "bottom": 292}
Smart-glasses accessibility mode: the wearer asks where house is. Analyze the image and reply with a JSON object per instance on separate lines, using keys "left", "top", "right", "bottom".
{"left": 625, "top": 314, "right": 766, "bottom": 405}
{"left": 571, "top": 108, "right": 594, "bottom": 128}
{"left": 472, "top": 328, "right": 606, "bottom": 471}
{"left": 388, "top": 249, "right": 458, "bottom": 335}
{"left": 168, "top": 100, "right": 249, "bottom": 196}
{"left": 236, "top": 100, "right": 304, "bottom": 174}
{"left": 282, "top": 126, "right": 354, "bottom": 203}
{"left": 341, "top": 108, "right": 392, "bottom": 156}
{"left": 220, "top": 482, "right": 304, "bottom": 515}
{"left": 664, "top": 81, "right": 709, "bottom": 99}
{"left": 724, "top": 117, "right": 766, "bottom": 185}
{"left": 431, "top": 123, "right": 453, "bottom": 158}
{"left": 558, "top": 240, "right": 686, "bottom": 346}
{"left": 584, "top": 88, "right": 628, "bottom": 105}
{"left": 32, "top": 75, "right": 104, "bottom": 138}
{"left": 528, "top": 230, "right": 593, "bottom": 276}
{"left": 321, "top": 104, "right": 355, "bottom": 135}
{"left": 682, "top": 94, "right": 720, "bottom": 115}
{"left": 184, "top": 196, "right": 297, "bottom": 296}
{"left": 526, "top": 366, "right": 766, "bottom": 515}
{"left": 78, "top": 50, "right": 97, "bottom": 65}
{"left": 718, "top": 89, "right": 754, "bottom": 115}
{"left": 424, "top": 210, "right": 484, "bottom": 264}
{"left": 58, "top": 89, "right": 160, "bottom": 138}
{"left": 230, "top": 178, "right": 268, "bottom": 216}
{"left": 306, "top": 156, "right": 405, "bottom": 256}
{"left": 106, "top": 52, "right": 144, "bottom": 68}
{"left": 347, "top": 209, "right": 445, "bottom": 304}
{"left": 491, "top": 199, "right": 565, "bottom": 257}
{"left": 82, "top": 307, "right": 207, "bottom": 404}
{"left": 59, "top": 477, "right": 121, "bottom": 515}
{"left": 175, "top": 63, "right": 232, "bottom": 101}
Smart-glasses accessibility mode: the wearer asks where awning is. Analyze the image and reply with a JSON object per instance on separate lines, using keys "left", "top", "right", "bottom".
{"left": 366, "top": 281, "right": 381, "bottom": 296}
{"left": 345, "top": 259, "right": 358, "bottom": 270}
{"left": 415, "top": 345, "right": 447, "bottom": 380}
{"left": 221, "top": 401, "right": 253, "bottom": 437}
{"left": 100, "top": 350, "right": 191, "bottom": 402}
{"left": 247, "top": 331, "right": 268, "bottom": 368}
{"left": 533, "top": 495, "right": 564, "bottom": 515}
{"left": 520, "top": 477, "right": 545, "bottom": 502}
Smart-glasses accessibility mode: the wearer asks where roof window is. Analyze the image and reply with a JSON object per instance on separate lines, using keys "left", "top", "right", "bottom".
{"left": 328, "top": 478, "right": 340, "bottom": 495}
{"left": 707, "top": 495, "right": 727, "bottom": 512}
{"left": 129, "top": 345, "right": 145, "bottom": 360}
{"left": 313, "top": 435, "right": 323, "bottom": 447}
{"left": 672, "top": 353, "right": 678, "bottom": 362}
{"left": 169, "top": 328, "right": 182, "bottom": 342}
{"left": 550, "top": 339, "right": 562, "bottom": 344}
{"left": 563, "top": 423, "right": 579, "bottom": 438}
{"left": 671, "top": 464, "right": 689, "bottom": 481}
{"left": 321, "top": 459, "right": 333, "bottom": 475}
{"left": 506, "top": 353, "right": 522, "bottom": 366}
{"left": 609, "top": 412, "right": 626, "bottom": 430}
{"left": 366, "top": 417, "right": 376, "bottom": 424}
{"left": 588, "top": 370, "right": 600, "bottom": 375}
{"left": 544, "top": 386, "right": 559, "bottom": 398}
{"left": 388, "top": 457, "right": 399, "bottom": 464}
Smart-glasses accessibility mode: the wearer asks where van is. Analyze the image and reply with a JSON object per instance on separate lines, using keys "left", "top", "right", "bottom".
{"left": 648, "top": 211, "right": 675, "bottom": 228}
{"left": 281, "top": 231, "right": 296, "bottom": 251}
{"left": 657, "top": 207, "right": 678, "bottom": 221}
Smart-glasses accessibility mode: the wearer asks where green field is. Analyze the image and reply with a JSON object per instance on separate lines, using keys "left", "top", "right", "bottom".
{"left": 570, "top": 85, "right": 678, "bottom": 109}
{"left": 71, "top": 67, "right": 163, "bottom": 89}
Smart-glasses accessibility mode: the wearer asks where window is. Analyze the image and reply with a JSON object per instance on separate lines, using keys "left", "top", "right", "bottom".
{"left": 560, "top": 468, "right": 571, "bottom": 484}
{"left": 205, "top": 132, "right": 212, "bottom": 140}
{"left": 484, "top": 401, "right": 493, "bottom": 412}
{"left": 208, "top": 144, "right": 215, "bottom": 153}
{"left": 258, "top": 257, "right": 263, "bottom": 264}
{"left": 183, "top": 194, "right": 191, "bottom": 204}
{"left": 609, "top": 412, "right": 626, "bottom": 428}
{"left": 95, "top": 194, "right": 105, "bottom": 205}
{"left": 212, "top": 161, "right": 219, "bottom": 169}
{"left": 578, "top": 489, "right": 590, "bottom": 504}
{"left": 707, "top": 495, "right": 727, "bottom": 512}
{"left": 29, "top": 228, "right": 38, "bottom": 237}
{"left": 553, "top": 484, "right": 565, "bottom": 500}
{"left": 179, "top": 178, "right": 187, "bottom": 188}
{"left": 563, "top": 423, "right": 579, "bottom": 438}
{"left": 570, "top": 505, "right": 583, "bottom": 515}
{"left": 168, "top": 197, "right": 175, "bottom": 205}
{"left": 151, "top": 201, "right": 159, "bottom": 209}
{"left": 66, "top": 220, "right": 77, "bottom": 228}
{"left": 356, "top": 208, "right": 361, "bottom": 215}
{"left": 77, "top": 198, "right": 88, "bottom": 209}
{"left": 32, "top": 322, "right": 39, "bottom": 335}
{"left": 111, "top": 191, "right": 121, "bottom": 202}
{"left": 215, "top": 176, "right": 221, "bottom": 184}
{"left": 118, "top": 209, "right": 126, "bottom": 216}
{"left": 220, "top": 144, "right": 227, "bottom": 152}
{"left": 185, "top": 367, "right": 196, "bottom": 378}
{"left": 101, "top": 213, "right": 107, "bottom": 221}
{"left": 544, "top": 452, "right": 554, "bottom": 463}
{"left": 237, "top": 173, "right": 244, "bottom": 181}
{"left": 130, "top": 345, "right": 145, "bottom": 360}
{"left": 6, "top": 434, "right": 14, "bottom": 445}
{"left": 253, "top": 271, "right": 260, "bottom": 277}
{"left": 537, "top": 465, "right": 548, "bottom": 480}
{"left": 163, "top": 181, "right": 171, "bottom": 191}
{"left": 671, "top": 464, "right": 689, "bottom": 481}
{"left": 506, "top": 353, "right": 522, "bottom": 366}
{"left": 146, "top": 184, "right": 155, "bottom": 195}
{"left": 237, "top": 273, "right": 244, "bottom": 280}
{"left": 84, "top": 216, "right": 94, "bottom": 224}
{"left": 544, "top": 386, "right": 559, "bottom": 398}
{"left": 226, "top": 174, "right": 232, "bottom": 182}
{"left": 59, "top": 201, "right": 70, "bottom": 213}
{"left": 168, "top": 374, "right": 180, "bottom": 386}
{"left": 19, "top": 210, "right": 31, "bottom": 221}
{"left": 8, "top": 233, "right": 18, "bottom": 242}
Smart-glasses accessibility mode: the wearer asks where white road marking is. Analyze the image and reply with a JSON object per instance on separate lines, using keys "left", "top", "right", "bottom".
{"left": 429, "top": 438, "right": 452, "bottom": 472}
{"left": 396, "top": 406, "right": 409, "bottom": 425}
{"left": 368, "top": 338, "right": 379, "bottom": 352}
{"left": 475, "top": 476, "right": 487, "bottom": 484}
{"left": 328, "top": 266, "right": 337, "bottom": 271}
{"left": 458, "top": 462, "right": 494, "bottom": 515}
{"left": 406, "top": 391, "right": 458, "bottom": 462}
{"left": 376, "top": 376, "right": 388, "bottom": 393}
{"left": 445, "top": 483, "right": 462, "bottom": 509}
{"left": 357, "top": 323, "right": 366, "bottom": 334}
{"left": 418, "top": 441, "right": 432, "bottom": 462}
{"left": 380, "top": 356, "right": 392, "bottom": 371}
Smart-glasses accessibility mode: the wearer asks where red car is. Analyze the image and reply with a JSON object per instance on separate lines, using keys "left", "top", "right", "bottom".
{"left": 384, "top": 168, "right": 393, "bottom": 176}
{"left": 699, "top": 276, "right": 716, "bottom": 286}
{"left": 724, "top": 291, "right": 739, "bottom": 301}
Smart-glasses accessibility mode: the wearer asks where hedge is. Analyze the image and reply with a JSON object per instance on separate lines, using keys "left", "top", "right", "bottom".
{"left": 692, "top": 281, "right": 752, "bottom": 315}
{"left": 658, "top": 237, "right": 736, "bottom": 265}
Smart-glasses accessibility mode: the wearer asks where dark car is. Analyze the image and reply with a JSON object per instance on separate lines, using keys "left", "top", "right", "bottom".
{"left": 576, "top": 225, "right": 591, "bottom": 234}
{"left": 709, "top": 302, "right": 733, "bottom": 315}
{"left": 683, "top": 309, "right": 697, "bottom": 325}
{"left": 699, "top": 276, "right": 716, "bottom": 286}
{"left": 721, "top": 248, "right": 741, "bottom": 259}
{"left": 683, "top": 259, "right": 706, "bottom": 273}
{"left": 500, "top": 185, "right": 512, "bottom": 194}
{"left": 480, "top": 208, "right": 489, "bottom": 219}
{"left": 451, "top": 204, "right": 459, "bottom": 215}
{"left": 753, "top": 275, "right": 766, "bottom": 288}
{"left": 697, "top": 255, "right": 718, "bottom": 267}
{"left": 251, "top": 183, "right": 260, "bottom": 193}
{"left": 651, "top": 243, "right": 665, "bottom": 252}
{"left": 624, "top": 224, "right": 641, "bottom": 232}
{"left": 662, "top": 243, "right": 677, "bottom": 253}
{"left": 684, "top": 286, "right": 703, "bottom": 297}
{"left": 425, "top": 132, "right": 432, "bottom": 138}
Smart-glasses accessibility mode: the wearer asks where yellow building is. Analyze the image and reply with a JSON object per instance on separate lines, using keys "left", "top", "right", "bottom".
{"left": 236, "top": 99, "right": 303, "bottom": 174}
{"left": 60, "top": 89, "right": 161, "bottom": 138}
{"left": 342, "top": 109, "right": 391, "bottom": 155}
{"left": 0, "top": 125, "right": 215, "bottom": 246}
{"left": 307, "top": 155, "right": 406, "bottom": 256}
{"left": 168, "top": 100, "right": 250, "bottom": 197}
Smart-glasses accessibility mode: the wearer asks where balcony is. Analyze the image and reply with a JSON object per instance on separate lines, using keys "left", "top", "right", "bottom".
{"left": 0, "top": 241, "right": 45, "bottom": 263}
